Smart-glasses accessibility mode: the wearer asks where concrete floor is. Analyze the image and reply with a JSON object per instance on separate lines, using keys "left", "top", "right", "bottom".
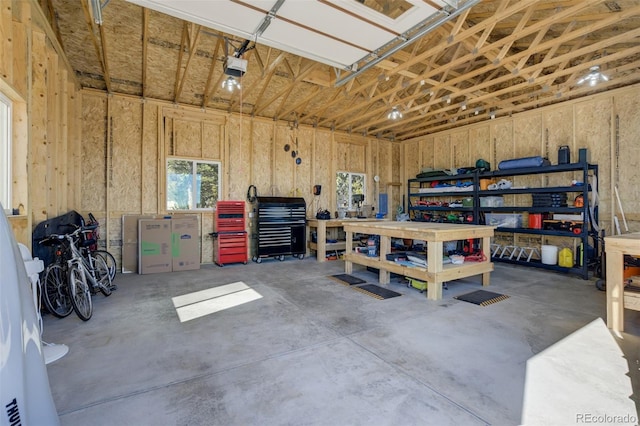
{"left": 42, "top": 259, "right": 640, "bottom": 425}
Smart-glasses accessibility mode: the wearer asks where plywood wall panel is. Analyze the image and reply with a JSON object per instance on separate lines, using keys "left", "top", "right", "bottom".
{"left": 450, "top": 130, "right": 469, "bottom": 169}
{"left": 314, "top": 130, "right": 332, "bottom": 211}
{"left": 30, "top": 31, "right": 48, "bottom": 225}
{"left": 203, "top": 121, "right": 223, "bottom": 160}
{"left": 404, "top": 140, "right": 420, "bottom": 179}
{"left": 273, "top": 124, "right": 294, "bottom": 197}
{"left": 11, "top": 19, "right": 28, "bottom": 96}
{"left": 226, "top": 114, "right": 252, "bottom": 200}
{"left": 491, "top": 120, "right": 514, "bottom": 165}
{"left": 174, "top": 118, "right": 202, "bottom": 158}
{"left": 46, "top": 48, "right": 61, "bottom": 215}
{"left": 614, "top": 91, "right": 640, "bottom": 231}
{"left": 295, "top": 126, "right": 313, "bottom": 199}
{"left": 251, "top": 119, "right": 273, "bottom": 196}
{"left": 142, "top": 102, "right": 159, "bottom": 214}
{"left": 513, "top": 114, "right": 542, "bottom": 191}
{"left": 469, "top": 125, "right": 490, "bottom": 167}
{"left": 110, "top": 97, "right": 142, "bottom": 213}
{"left": 544, "top": 105, "right": 575, "bottom": 187}
{"left": 433, "top": 134, "right": 450, "bottom": 169}
{"left": 81, "top": 94, "right": 107, "bottom": 214}
{"left": 335, "top": 139, "right": 348, "bottom": 171}
{"left": 575, "top": 97, "right": 612, "bottom": 231}
{"left": 0, "top": 2, "right": 12, "bottom": 83}
{"left": 420, "top": 136, "right": 434, "bottom": 170}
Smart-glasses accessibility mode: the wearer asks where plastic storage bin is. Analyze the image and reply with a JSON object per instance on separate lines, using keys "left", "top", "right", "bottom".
{"left": 480, "top": 196, "right": 504, "bottom": 207}
{"left": 485, "top": 213, "right": 523, "bottom": 228}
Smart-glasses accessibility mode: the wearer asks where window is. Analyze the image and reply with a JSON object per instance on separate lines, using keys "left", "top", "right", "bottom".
{"left": 0, "top": 93, "right": 11, "bottom": 213}
{"left": 166, "top": 158, "right": 221, "bottom": 210}
{"left": 336, "top": 171, "right": 366, "bottom": 210}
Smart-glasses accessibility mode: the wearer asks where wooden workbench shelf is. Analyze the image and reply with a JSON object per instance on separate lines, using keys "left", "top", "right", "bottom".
{"left": 342, "top": 221, "right": 494, "bottom": 301}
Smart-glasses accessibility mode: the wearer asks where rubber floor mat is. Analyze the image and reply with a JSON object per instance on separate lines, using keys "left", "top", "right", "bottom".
{"left": 353, "top": 284, "right": 402, "bottom": 300}
{"left": 454, "top": 290, "right": 509, "bottom": 306}
{"left": 330, "top": 274, "right": 366, "bottom": 286}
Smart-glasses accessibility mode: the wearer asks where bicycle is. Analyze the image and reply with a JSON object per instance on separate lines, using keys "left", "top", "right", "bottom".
{"left": 40, "top": 225, "right": 113, "bottom": 321}
{"left": 40, "top": 237, "right": 73, "bottom": 318}
{"left": 85, "top": 213, "right": 117, "bottom": 283}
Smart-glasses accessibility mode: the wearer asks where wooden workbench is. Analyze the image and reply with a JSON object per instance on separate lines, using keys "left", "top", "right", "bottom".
{"left": 343, "top": 221, "right": 495, "bottom": 300}
{"left": 307, "top": 218, "right": 384, "bottom": 262}
{"left": 605, "top": 232, "right": 640, "bottom": 332}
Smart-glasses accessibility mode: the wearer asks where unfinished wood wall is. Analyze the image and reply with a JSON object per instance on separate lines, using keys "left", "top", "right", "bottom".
{"left": 80, "top": 90, "right": 399, "bottom": 266}
{"left": 1, "top": 0, "right": 80, "bottom": 247}
{"left": 404, "top": 83, "right": 640, "bottom": 239}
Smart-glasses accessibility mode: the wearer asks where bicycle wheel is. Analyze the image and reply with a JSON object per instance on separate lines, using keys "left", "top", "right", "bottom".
{"left": 68, "top": 264, "right": 93, "bottom": 321}
{"left": 93, "top": 250, "right": 117, "bottom": 282}
{"left": 92, "top": 255, "right": 112, "bottom": 296}
{"left": 42, "top": 264, "right": 73, "bottom": 318}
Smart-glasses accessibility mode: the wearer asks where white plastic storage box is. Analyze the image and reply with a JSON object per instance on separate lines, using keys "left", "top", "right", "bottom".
{"left": 480, "top": 196, "right": 504, "bottom": 207}
{"left": 485, "top": 213, "right": 523, "bottom": 228}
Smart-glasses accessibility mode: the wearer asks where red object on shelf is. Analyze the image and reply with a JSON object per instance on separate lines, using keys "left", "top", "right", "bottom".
{"left": 215, "top": 201, "right": 248, "bottom": 266}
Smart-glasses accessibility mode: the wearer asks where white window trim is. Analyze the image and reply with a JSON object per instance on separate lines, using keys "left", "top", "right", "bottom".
{"left": 0, "top": 93, "right": 11, "bottom": 214}
{"left": 166, "top": 157, "right": 221, "bottom": 211}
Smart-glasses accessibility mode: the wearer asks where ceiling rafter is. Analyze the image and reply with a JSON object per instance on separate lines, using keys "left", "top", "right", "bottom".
{"left": 334, "top": 0, "right": 621, "bottom": 133}
{"left": 175, "top": 23, "right": 201, "bottom": 103}
{"left": 382, "top": 41, "right": 640, "bottom": 138}
{"left": 229, "top": 51, "right": 286, "bottom": 111}
{"left": 201, "top": 36, "right": 223, "bottom": 108}
{"left": 80, "top": 0, "right": 111, "bottom": 93}
{"left": 401, "top": 59, "right": 640, "bottom": 139}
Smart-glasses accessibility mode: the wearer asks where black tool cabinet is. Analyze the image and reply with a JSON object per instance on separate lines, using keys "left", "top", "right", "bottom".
{"left": 251, "top": 196, "right": 306, "bottom": 263}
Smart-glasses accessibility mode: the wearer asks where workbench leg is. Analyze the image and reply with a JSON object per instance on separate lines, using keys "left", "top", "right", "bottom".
{"left": 317, "top": 221, "right": 327, "bottom": 263}
{"left": 379, "top": 235, "right": 391, "bottom": 285}
{"left": 606, "top": 249, "right": 624, "bottom": 332}
{"left": 345, "top": 230, "right": 353, "bottom": 274}
{"left": 482, "top": 235, "right": 491, "bottom": 287}
{"left": 426, "top": 241, "right": 444, "bottom": 300}
{"left": 427, "top": 281, "right": 443, "bottom": 300}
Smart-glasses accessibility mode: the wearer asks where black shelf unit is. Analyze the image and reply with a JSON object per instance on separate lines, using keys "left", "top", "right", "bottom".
{"left": 407, "top": 173, "right": 478, "bottom": 224}
{"left": 408, "top": 161, "right": 598, "bottom": 279}
{"left": 250, "top": 196, "right": 306, "bottom": 263}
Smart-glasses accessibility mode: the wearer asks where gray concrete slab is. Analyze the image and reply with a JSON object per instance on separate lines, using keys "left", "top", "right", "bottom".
{"left": 41, "top": 259, "right": 640, "bottom": 425}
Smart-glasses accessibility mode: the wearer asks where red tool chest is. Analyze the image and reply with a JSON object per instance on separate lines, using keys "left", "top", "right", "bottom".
{"left": 214, "top": 201, "right": 248, "bottom": 266}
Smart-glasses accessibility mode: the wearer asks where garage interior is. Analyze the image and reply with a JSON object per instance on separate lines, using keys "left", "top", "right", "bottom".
{"left": 2, "top": 0, "right": 640, "bottom": 424}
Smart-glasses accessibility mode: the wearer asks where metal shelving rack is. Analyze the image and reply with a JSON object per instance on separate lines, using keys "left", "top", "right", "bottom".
{"left": 478, "top": 161, "right": 598, "bottom": 279}
{"left": 407, "top": 161, "right": 598, "bottom": 279}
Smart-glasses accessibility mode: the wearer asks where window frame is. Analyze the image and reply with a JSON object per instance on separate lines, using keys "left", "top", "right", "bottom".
{"left": 336, "top": 171, "right": 366, "bottom": 211}
{"left": 0, "top": 93, "right": 11, "bottom": 213}
{"left": 166, "top": 157, "right": 221, "bottom": 211}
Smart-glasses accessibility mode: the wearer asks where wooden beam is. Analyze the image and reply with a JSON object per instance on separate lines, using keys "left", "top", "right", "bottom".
{"left": 142, "top": 8, "right": 149, "bottom": 98}
{"left": 334, "top": 0, "right": 625, "bottom": 133}
{"left": 80, "top": 0, "right": 111, "bottom": 92}
{"left": 175, "top": 24, "right": 201, "bottom": 102}
{"left": 202, "top": 37, "right": 223, "bottom": 108}
{"left": 173, "top": 22, "right": 188, "bottom": 102}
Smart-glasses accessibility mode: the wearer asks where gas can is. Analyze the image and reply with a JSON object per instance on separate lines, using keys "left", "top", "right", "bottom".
{"left": 558, "top": 247, "right": 573, "bottom": 267}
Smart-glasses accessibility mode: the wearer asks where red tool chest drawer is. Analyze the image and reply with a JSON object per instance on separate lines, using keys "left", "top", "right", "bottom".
{"left": 214, "top": 201, "right": 247, "bottom": 266}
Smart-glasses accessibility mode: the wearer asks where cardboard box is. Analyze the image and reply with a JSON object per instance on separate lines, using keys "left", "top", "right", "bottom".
{"left": 138, "top": 219, "right": 172, "bottom": 274}
{"left": 172, "top": 216, "right": 200, "bottom": 271}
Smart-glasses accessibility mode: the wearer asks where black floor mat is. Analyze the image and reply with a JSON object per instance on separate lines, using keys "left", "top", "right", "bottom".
{"left": 353, "top": 284, "right": 402, "bottom": 300}
{"left": 454, "top": 290, "right": 509, "bottom": 306}
{"left": 330, "top": 274, "right": 366, "bottom": 286}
